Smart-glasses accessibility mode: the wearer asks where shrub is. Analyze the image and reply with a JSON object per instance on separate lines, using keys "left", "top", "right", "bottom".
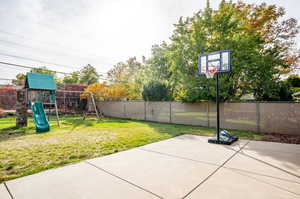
{"left": 286, "top": 75, "right": 300, "bottom": 87}
{"left": 278, "top": 82, "right": 293, "bottom": 101}
{"left": 253, "top": 81, "right": 293, "bottom": 101}
{"left": 291, "top": 87, "right": 300, "bottom": 93}
{"left": 142, "top": 81, "right": 171, "bottom": 101}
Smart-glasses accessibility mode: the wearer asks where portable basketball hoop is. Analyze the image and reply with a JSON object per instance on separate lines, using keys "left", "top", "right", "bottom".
{"left": 198, "top": 50, "right": 238, "bottom": 145}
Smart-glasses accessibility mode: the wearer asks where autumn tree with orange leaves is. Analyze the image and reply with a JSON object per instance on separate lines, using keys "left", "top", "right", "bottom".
{"left": 106, "top": 57, "right": 143, "bottom": 99}
{"left": 82, "top": 82, "right": 139, "bottom": 101}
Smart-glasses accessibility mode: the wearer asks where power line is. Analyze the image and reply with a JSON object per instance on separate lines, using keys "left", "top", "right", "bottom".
{"left": 0, "top": 39, "right": 81, "bottom": 69}
{"left": 0, "top": 61, "right": 71, "bottom": 75}
{"left": 0, "top": 50, "right": 109, "bottom": 75}
{"left": 0, "top": 30, "right": 123, "bottom": 78}
{"left": 0, "top": 78, "right": 13, "bottom": 81}
{"left": 0, "top": 30, "right": 25, "bottom": 39}
{"left": 0, "top": 38, "right": 113, "bottom": 67}
{"left": 0, "top": 52, "right": 79, "bottom": 70}
{"left": 0, "top": 61, "right": 110, "bottom": 81}
{"left": 0, "top": 29, "right": 115, "bottom": 65}
{"left": 0, "top": 51, "right": 109, "bottom": 76}
{"left": 1, "top": 63, "right": 29, "bottom": 72}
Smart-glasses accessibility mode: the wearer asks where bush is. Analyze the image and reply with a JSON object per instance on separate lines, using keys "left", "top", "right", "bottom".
{"left": 254, "top": 81, "right": 293, "bottom": 101}
{"left": 291, "top": 87, "right": 300, "bottom": 93}
{"left": 142, "top": 81, "right": 171, "bottom": 101}
{"left": 278, "top": 82, "right": 293, "bottom": 101}
{"left": 286, "top": 75, "right": 300, "bottom": 87}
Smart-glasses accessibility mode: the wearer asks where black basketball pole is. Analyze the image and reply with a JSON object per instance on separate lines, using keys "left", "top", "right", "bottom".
{"left": 216, "top": 72, "right": 220, "bottom": 143}
{"left": 204, "top": 50, "right": 238, "bottom": 145}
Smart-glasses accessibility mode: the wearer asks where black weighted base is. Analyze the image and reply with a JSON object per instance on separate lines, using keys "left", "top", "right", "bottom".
{"left": 208, "top": 135, "right": 239, "bottom": 145}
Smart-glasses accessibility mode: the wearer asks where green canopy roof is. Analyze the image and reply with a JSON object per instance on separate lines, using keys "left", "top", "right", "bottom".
{"left": 25, "top": 72, "right": 57, "bottom": 90}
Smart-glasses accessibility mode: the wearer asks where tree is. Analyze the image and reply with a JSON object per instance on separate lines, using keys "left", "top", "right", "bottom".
{"left": 285, "top": 74, "right": 300, "bottom": 87}
{"left": 12, "top": 73, "right": 26, "bottom": 86}
{"left": 82, "top": 82, "right": 107, "bottom": 101}
{"left": 105, "top": 83, "right": 128, "bottom": 100}
{"left": 106, "top": 57, "right": 144, "bottom": 99}
{"left": 142, "top": 81, "right": 171, "bottom": 101}
{"left": 144, "top": 1, "right": 299, "bottom": 102}
{"left": 83, "top": 81, "right": 141, "bottom": 101}
{"left": 63, "top": 65, "right": 100, "bottom": 85}
{"left": 138, "top": 44, "right": 174, "bottom": 91}
{"left": 126, "top": 82, "right": 141, "bottom": 100}
{"left": 30, "top": 66, "right": 56, "bottom": 75}
{"left": 79, "top": 64, "right": 100, "bottom": 85}
{"left": 63, "top": 71, "right": 80, "bottom": 84}
{"left": 107, "top": 57, "right": 143, "bottom": 83}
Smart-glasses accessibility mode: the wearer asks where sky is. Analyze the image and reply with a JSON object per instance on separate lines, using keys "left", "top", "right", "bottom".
{"left": 0, "top": 0, "right": 299, "bottom": 84}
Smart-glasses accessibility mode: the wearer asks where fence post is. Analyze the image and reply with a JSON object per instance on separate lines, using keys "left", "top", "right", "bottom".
{"left": 123, "top": 101, "right": 126, "bottom": 118}
{"left": 169, "top": 102, "right": 172, "bottom": 123}
{"left": 144, "top": 101, "right": 147, "bottom": 121}
{"left": 207, "top": 102, "right": 210, "bottom": 128}
{"left": 256, "top": 102, "right": 261, "bottom": 133}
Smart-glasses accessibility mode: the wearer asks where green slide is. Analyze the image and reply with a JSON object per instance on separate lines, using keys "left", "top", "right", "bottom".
{"left": 31, "top": 102, "right": 50, "bottom": 132}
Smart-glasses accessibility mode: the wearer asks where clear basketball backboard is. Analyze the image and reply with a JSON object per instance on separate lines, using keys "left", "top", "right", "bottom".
{"left": 198, "top": 50, "right": 231, "bottom": 78}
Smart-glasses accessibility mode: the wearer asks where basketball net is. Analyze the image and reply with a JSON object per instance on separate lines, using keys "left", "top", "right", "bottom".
{"left": 206, "top": 65, "right": 217, "bottom": 79}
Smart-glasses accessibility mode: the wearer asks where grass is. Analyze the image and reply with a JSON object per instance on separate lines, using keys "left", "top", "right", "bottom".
{"left": 0, "top": 116, "right": 263, "bottom": 183}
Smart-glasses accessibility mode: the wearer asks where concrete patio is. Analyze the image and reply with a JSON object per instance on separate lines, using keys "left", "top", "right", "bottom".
{"left": 1, "top": 135, "right": 300, "bottom": 199}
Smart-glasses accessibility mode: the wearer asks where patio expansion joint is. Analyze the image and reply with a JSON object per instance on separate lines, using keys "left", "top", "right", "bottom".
{"left": 84, "top": 161, "right": 163, "bottom": 199}
{"left": 228, "top": 168, "right": 300, "bottom": 197}
{"left": 222, "top": 167, "right": 300, "bottom": 185}
{"left": 137, "top": 148, "right": 220, "bottom": 167}
{"left": 182, "top": 140, "right": 251, "bottom": 199}
{"left": 238, "top": 150, "right": 300, "bottom": 179}
{"left": 223, "top": 141, "right": 300, "bottom": 179}
{"left": 4, "top": 182, "right": 14, "bottom": 199}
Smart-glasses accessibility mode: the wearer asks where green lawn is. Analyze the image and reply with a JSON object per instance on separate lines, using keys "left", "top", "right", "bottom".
{"left": 0, "top": 116, "right": 263, "bottom": 183}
